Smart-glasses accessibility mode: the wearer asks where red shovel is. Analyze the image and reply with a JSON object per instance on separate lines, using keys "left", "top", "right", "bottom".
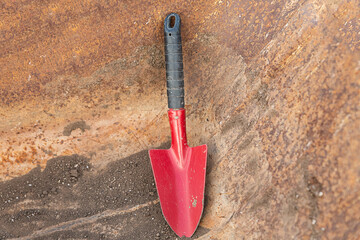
{"left": 149, "top": 13, "right": 207, "bottom": 238}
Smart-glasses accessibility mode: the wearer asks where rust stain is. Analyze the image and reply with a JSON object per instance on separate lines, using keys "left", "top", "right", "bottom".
{"left": 0, "top": 0, "right": 307, "bottom": 106}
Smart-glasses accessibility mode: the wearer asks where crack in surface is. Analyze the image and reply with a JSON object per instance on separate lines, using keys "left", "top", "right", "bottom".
{"left": 11, "top": 199, "right": 160, "bottom": 240}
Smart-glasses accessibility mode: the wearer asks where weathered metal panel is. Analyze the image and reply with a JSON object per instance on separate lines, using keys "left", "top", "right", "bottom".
{"left": 0, "top": 0, "right": 359, "bottom": 239}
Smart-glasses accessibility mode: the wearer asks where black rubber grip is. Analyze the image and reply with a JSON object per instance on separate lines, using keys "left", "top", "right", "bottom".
{"left": 164, "top": 13, "right": 184, "bottom": 109}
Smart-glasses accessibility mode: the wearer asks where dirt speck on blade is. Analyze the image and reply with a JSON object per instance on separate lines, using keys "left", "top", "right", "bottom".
{"left": 0, "top": 150, "right": 209, "bottom": 239}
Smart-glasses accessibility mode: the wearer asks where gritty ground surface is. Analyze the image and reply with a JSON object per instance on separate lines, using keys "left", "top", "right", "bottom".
{"left": 0, "top": 149, "right": 208, "bottom": 239}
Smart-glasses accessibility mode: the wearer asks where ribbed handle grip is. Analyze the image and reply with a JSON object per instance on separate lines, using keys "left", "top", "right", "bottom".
{"left": 164, "top": 13, "right": 184, "bottom": 109}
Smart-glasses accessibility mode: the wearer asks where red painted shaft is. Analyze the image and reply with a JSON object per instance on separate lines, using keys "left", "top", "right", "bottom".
{"left": 168, "top": 109, "right": 188, "bottom": 166}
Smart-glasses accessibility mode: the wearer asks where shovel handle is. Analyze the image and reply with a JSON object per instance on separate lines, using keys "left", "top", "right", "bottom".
{"left": 164, "top": 13, "right": 184, "bottom": 109}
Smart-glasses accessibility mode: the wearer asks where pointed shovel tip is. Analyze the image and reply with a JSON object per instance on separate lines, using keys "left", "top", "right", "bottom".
{"left": 167, "top": 223, "right": 199, "bottom": 238}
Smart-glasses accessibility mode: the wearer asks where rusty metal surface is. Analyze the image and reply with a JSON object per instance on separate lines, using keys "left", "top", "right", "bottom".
{"left": 0, "top": 0, "right": 359, "bottom": 239}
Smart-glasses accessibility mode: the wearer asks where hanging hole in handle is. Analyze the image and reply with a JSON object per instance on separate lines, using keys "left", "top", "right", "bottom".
{"left": 169, "top": 15, "right": 176, "bottom": 29}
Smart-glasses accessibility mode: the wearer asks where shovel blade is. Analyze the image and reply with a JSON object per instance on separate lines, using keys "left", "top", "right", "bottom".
{"left": 149, "top": 144, "right": 207, "bottom": 237}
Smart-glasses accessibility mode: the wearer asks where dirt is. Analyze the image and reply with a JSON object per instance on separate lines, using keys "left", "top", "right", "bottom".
{"left": 0, "top": 149, "right": 209, "bottom": 239}
{"left": 63, "top": 121, "right": 91, "bottom": 136}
